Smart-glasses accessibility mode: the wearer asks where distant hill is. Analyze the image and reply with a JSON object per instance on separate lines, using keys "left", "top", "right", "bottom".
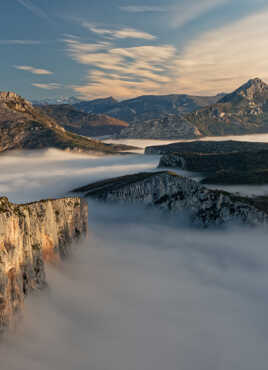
{"left": 32, "top": 96, "right": 82, "bottom": 106}
{"left": 74, "top": 94, "right": 224, "bottom": 123}
{"left": 0, "top": 92, "right": 134, "bottom": 154}
{"left": 40, "top": 104, "right": 129, "bottom": 137}
{"left": 75, "top": 97, "right": 119, "bottom": 115}
{"left": 118, "top": 114, "right": 201, "bottom": 140}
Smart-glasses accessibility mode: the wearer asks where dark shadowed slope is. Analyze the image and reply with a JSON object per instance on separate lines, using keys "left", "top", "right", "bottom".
{"left": 145, "top": 140, "right": 268, "bottom": 155}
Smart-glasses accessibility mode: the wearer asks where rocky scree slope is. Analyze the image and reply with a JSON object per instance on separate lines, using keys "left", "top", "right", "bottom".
{"left": 0, "top": 196, "right": 88, "bottom": 331}
{"left": 0, "top": 92, "right": 133, "bottom": 154}
{"left": 72, "top": 171, "right": 268, "bottom": 227}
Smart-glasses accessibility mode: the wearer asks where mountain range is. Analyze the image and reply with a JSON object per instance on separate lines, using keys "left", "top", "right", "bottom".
{"left": 31, "top": 96, "right": 82, "bottom": 106}
{"left": 26, "top": 78, "right": 268, "bottom": 140}
{"left": 36, "top": 93, "right": 224, "bottom": 139}
{"left": 0, "top": 92, "right": 133, "bottom": 154}
{"left": 73, "top": 94, "right": 225, "bottom": 123}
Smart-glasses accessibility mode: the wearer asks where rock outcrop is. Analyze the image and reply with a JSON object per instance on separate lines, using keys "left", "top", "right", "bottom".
{"left": 72, "top": 171, "right": 268, "bottom": 227}
{"left": 0, "top": 196, "right": 88, "bottom": 331}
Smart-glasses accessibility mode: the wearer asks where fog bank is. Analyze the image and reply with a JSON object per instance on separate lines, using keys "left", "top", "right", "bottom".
{"left": 1, "top": 148, "right": 268, "bottom": 370}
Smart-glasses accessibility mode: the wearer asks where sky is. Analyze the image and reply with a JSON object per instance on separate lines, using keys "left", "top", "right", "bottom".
{"left": 1, "top": 0, "right": 268, "bottom": 100}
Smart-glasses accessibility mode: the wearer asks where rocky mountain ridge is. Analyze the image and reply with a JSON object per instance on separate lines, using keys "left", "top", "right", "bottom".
{"left": 0, "top": 196, "right": 88, "bottom": 331}
{"left": 32, "top": 96, "right": 82, "bottom": 106}
{"left": 183, "top": 78, "right": 268, "bottom": 137}
{"left": 31, "top": 78, "right": 268, "bottom": 140}
{"left": 74, "top": 94, "right": 224, "bottom": 124}
{"left": 0, "top": 91, "right": 134, "bottom": 154}
{"left": 116, "top": 78, "right": 268, "bottom": 139}
{"left": 72, "top": 171, "right": 268, "bottom": 227}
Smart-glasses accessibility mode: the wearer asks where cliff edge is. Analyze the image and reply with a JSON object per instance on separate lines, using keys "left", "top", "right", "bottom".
{"left": 0, "top": 196, "right": 88, "bottom": 331}
{"left": 72, "top": 171, "right": 268, "bottom": 227}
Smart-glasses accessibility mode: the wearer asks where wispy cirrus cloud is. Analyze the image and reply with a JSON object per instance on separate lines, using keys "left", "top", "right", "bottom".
{"left": 120, "top": 5, "right": 168, "bottom": 13}
{"left": 121, "top": 1, "right": 230, "bottom": 28}
{"left": 173, "top": 9, "right": 268, "bottom": 94}
{"left": 64, "top": 37, "right": 176, "bottom": 99}
{"left": 32, "top": 83, "right": 61, "bottom": 90}
{"left": 0, "top": 39, "right": 41, "bottom": 45}
{"left": 16, "top": 0, "right": 50, "bottom": 20}
{"left": 81, "top": 22, "right": 156, "bottom": 40}
{"left": 171, "top": 0, "right": 230, "bottom": 28}
{"left": 14, "top": 65, "right": 53, "bottom": 75}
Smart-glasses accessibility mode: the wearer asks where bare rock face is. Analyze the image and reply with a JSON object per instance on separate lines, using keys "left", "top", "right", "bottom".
{"left": 73, "top": 171, "right": 268, "bottom": 227}
{"left": 0, "top": 91, "right": 33, "bottom": 114}
{"left": 0, "top": 197, "right": 88, "bottom": 331}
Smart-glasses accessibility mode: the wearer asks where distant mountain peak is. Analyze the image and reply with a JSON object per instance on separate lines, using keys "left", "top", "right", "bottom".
{"left": 219, "top": 78, "right": 268, "bottom": 104}
{"left": 239, "top": 77, "right": 267, "bottom": 91}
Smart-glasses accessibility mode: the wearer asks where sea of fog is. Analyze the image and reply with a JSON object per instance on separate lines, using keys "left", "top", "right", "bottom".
{"left": 1, "top": 136, "right": 268, "bottom": 370}
{"left": 105, "top": 132, "right": 268, "bottom": 150}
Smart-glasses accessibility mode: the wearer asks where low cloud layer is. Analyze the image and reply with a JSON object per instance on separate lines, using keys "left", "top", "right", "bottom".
{"left": 1, "top": 146, "right": 268, "bottom": 370}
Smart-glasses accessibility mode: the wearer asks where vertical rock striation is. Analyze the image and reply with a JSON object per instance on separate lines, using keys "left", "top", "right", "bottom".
{"left": 73, "top": 171, "right": 268, "bottom": 227}
{"left": 0, "top": 196, "right": 88, "bottom": 331}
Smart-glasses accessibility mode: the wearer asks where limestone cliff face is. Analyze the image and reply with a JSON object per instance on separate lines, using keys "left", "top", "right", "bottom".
{"left": 0, "top": 197, "right": 88, "bottom": 331}
{"left": 73, "top": 172, "right": 268, "bottom": 228}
